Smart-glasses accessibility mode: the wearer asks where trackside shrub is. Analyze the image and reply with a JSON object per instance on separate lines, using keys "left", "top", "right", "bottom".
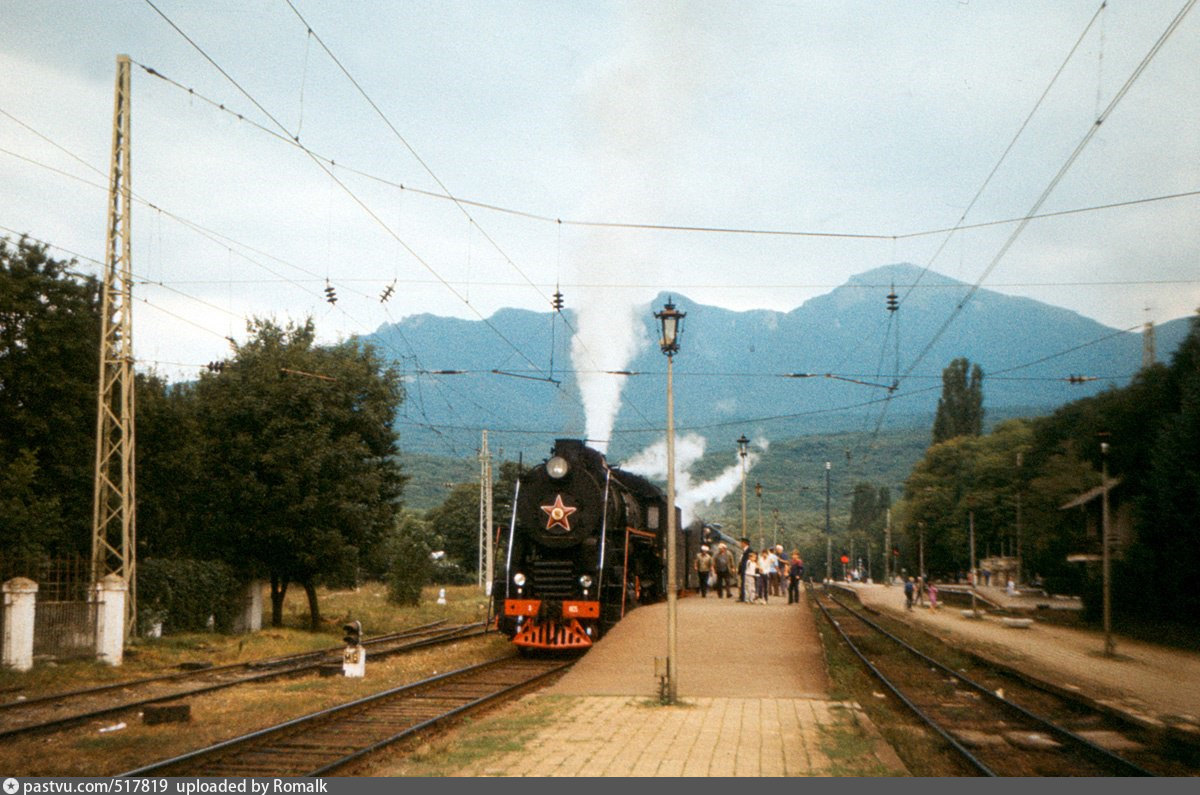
{"left": 387, "top": 514, "right": 433, "bottom": 605}
{"left": 138, "top": 558, "right": 241, "bottom": 633}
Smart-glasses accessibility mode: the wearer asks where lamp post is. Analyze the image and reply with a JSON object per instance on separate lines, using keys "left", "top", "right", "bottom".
{"left": 1101, "top": 439, "right": 1115, "bottom": 657}
{"left": 824, "top": 461, "right": 832, "bottom": 584}
{"left": 657, "top": 297, "right": 686, "bottom": 706}
{"left": 755, "top": 482, "right": 764, "bottom": 550}
{"left": 738, "top": 435, "right": 750, "bottom": 542}
{"left": 655, "top": 298, "right": 685, "bottom": 704}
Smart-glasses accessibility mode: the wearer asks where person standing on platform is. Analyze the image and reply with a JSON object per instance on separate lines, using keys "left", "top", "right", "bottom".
{"left": 764, "top": 547, "right": 779, "bottom": 598}
{"left": 787, "top": 551, "right": 804, "bottom": 604}
{"left": 744, "top": 551, "right": 760, "bottom": 604}
{"left": 928, "top": 581, "right": 939, "bottom": 611}
{"left": 738, "top": 538, "right": 752, "bottom": 602}
{"left": 757, "top": 549, "right": 770, "bottom": 603}
{"left": 915, "top": 575, "right": 926, "bottom": 607}
{"left": 695, "top": 545, "right": 713, "bottom": 598}
{"left": 904, "top": 577, "right": 914, "bottom": 610}
{"left": 713, "top": 543, "right": 735, "bottom": 598}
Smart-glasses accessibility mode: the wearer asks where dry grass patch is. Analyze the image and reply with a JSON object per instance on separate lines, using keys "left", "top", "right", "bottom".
{"left": 0, "top": 584, "right": 490, "bottom": 698}
{"left": 0, "top": 584, "right": 509, "bottom": 776}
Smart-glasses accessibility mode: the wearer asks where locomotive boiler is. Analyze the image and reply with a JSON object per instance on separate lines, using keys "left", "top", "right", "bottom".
{"left": 494, "top": 439, "right": 676, "bottom": 651}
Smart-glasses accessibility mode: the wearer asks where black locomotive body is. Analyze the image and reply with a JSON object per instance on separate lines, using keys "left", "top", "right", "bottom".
{"left": 494, "top": 439, "right": 673, "bottom": 651}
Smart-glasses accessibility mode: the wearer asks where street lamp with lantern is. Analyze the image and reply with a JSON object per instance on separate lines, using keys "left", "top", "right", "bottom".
{"left": 655, "top": 298, "right": 685, "bottom": 704}
{"left": 737, "top": 435, "right": 750, "bottom": 542}
{"left": 755, "top": 482, "right": 764, "bottom": 550}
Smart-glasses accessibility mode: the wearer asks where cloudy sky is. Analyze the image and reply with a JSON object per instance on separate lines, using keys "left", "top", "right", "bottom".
{"left": 2, "top": 0, "right": 1197, "bottom": 383}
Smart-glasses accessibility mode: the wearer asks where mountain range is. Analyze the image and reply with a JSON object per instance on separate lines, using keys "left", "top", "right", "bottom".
{"left": 369, "top": 263, "right": 1191, "bottom": 463}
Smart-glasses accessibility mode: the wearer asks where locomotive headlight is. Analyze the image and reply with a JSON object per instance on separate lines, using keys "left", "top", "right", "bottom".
{"left": 546, "top": 455, "right": 569, "bottom": 479}
{"left": 579, "top": 574, "right": 593, "bottom": 589}
{"left": 513, "top": 572, "right": 526, "bottom": 587}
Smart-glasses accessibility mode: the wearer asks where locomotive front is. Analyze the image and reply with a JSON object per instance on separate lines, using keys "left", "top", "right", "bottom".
{"left": 495, "top": 439, "right": 666, "bottom": 651}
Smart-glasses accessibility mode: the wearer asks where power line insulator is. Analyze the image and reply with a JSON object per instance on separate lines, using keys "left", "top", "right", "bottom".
{"left": 206, "top": 361, "right": 225, "bottom": 373}
{"left": 324, "top": 280, "right": 337, "bottom": 305}
{"left": 886, "top": 283, "right": 899, "bottom": 312}
{"left": 552, "top": 289, "right": 564, "bottom": 311}
{"left": 380, "top": 281, "right": 396, "bottom": 303}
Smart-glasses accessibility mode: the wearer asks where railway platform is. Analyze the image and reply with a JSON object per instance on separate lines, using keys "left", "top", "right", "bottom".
{"left": 845, "top": 582, "right": 1200, "bottom": 740}
{"left": 375, "top": 594, "right": 907, "bottom": 777}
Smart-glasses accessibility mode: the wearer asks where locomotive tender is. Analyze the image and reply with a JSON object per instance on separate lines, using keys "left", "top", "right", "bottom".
{"left": 494, "top": 439, "right": 676, "bottom": 651}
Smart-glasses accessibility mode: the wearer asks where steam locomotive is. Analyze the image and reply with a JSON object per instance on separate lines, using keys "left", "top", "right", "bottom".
{"left": 493, "top": 439, "right": 676, "bottom": 651}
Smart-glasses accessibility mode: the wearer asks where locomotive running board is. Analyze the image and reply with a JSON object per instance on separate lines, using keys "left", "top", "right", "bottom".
{"left": 512, "top": 618, "right": 593, "bottom": 649}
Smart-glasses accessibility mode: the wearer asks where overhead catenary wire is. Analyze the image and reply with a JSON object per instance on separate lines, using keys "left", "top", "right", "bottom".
{"left": 900, "top": 0, "right": 1197, "bottom": 385}
{"left": 140, "top": 0, "right": 552, "bottom": 383}
{"left": 112, "top": 69, "right": 1200, "bottom": 245}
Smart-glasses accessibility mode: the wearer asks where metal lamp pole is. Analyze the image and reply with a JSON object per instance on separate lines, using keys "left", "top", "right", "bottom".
{"left": 824, "top": 461, "right": 832, "bottom": 584}
{"left": 1101, "top": 440, "right": 1114, "bottom": 657}
{"left": 755, "top": 482, "right": 763, "bottom": 550}
{"left": 738, "top": 435, "right": 749, "bottom": 542}
{"left": 656, "top": 299, "right": 685, "bottom": 704}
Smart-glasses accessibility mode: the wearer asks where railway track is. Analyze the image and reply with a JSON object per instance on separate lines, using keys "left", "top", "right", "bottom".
{"left": 810, "top": 584, "right": 1195, "bottom": 776}
{"left": 119, "top": 655, "right": 569, "bottom": 777}
{"left": 0, "top": 620, "right": 486, "bottom": 740}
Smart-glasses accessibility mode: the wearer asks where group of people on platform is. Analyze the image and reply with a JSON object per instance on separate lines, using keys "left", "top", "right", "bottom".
{"left": 903, "top": 575, "right": 939, "bottom": 611}
{"left": 693, "top": 538, "right": 805, "bottom": 605}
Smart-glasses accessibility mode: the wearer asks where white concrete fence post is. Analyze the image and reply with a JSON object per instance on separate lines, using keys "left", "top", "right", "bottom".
{"left": 2, "top": 577, "right": 38, "bottom": 672}
{"left": 93, "top": 573, "right": 127, "bottom": 666}
{"left": 232, "top": 580, "right": 264, "bottom": 634}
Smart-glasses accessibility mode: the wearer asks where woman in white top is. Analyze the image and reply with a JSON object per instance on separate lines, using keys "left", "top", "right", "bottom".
{"left": 744, "top": 552, "right": 759, "bottom": 603}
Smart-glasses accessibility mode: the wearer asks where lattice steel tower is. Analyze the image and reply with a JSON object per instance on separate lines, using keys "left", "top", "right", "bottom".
{"left": 92, "top": 54, "right": 136, "bottom": 633}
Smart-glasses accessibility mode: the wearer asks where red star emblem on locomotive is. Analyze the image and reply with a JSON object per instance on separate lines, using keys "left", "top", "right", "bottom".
{"left": 541, "top": 494, "right": 578, "bottom": 531}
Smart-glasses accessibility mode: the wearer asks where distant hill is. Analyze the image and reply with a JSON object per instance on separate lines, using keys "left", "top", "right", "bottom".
{"left": 370, "top": 263, "right": 1188, "bottom": 465}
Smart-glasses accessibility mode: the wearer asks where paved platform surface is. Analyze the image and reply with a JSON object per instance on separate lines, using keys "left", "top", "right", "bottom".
{"left": 848, "top": 582, "right": 1200, "bottom": 734}
{"left": 544, "top": 594, "right": 829, "bottom": 698}
{"left": 376, "top": 594, "right": 907, "bottom": 777}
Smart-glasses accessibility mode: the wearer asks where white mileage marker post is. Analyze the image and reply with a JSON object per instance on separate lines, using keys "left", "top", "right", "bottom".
{"left": 342, "top": 620, "right": 366, "bottom": 677}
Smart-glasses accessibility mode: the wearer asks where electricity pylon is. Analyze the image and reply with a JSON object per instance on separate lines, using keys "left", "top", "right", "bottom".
{"left": 92, "top": 54, "right": 137, "bottom": 635}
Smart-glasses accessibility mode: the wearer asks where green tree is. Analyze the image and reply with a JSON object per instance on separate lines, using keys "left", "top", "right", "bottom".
{"left": 932, "top": 357, "right": 984, "bottom": 444}
{"left": 0, "top": 238, "right": 99, "bottom": 559}
{"left": 192, "top": 318, "right": 406, "bottom": 629}
{"left": 426, "top": 482, "right": 478, "bottom": 568}
{"left": 1134, "top": 313, "right": 1200, "bottom": 622}
{"left": 385, "top": 513, "right": 434, "bottom": 605}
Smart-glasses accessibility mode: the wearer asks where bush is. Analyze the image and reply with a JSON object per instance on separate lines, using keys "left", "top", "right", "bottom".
{"left": 138, "top": 558, "right": 241, "bottom": 633}
{"left": 386, "top": 514, "right": 434, "bottom": 605}
{"left": 431, "top": 557, "right": 474, "bottom": 585}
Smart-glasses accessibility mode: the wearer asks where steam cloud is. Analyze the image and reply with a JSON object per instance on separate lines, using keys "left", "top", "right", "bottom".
{"left": 621, "top": 433, "right": 769, "bottom": 526}
{"left": 568, "top": 7, "right": 718, "bottom": 452}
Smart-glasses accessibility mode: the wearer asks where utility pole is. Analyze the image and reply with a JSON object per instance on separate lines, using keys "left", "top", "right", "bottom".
{"left": 1101, "top": 440, "right": 1115, "bottom": 657}
{"left": 824, "top": 461, "right": 832, "bottom": 583}
{"left": 884, "top": 507, "right": 892, "bottom": 585}
{"left": 1015, "top": 451, "right": 1023, "bottom": 585}
{"left": 92, "top": 54, "right": 136, "bottom": 637}
{"left": 969, "top": 510, "right": 977, "bottom": 614}
{"left": 478, "top": 430, "right": 493, "bottom": 593}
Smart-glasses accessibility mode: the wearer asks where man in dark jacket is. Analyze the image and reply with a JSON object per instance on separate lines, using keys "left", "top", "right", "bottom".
{"left": 738, "top": 538, "right": 752, "bottom": 602}
{"left": 712, "top": 542, "right": 735, "bottom": 598}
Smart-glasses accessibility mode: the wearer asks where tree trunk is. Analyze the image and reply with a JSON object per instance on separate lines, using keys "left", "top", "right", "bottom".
{"left": 303, "top": 580, "right": 321, "bottom": 631}
{"left": 270, "top": 574, "right": 288, "bottom": 627}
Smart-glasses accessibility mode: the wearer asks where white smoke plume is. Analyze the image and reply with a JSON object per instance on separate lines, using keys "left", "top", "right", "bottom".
{"left": 621, "top": 433, "right": 769, "bottom": 526}
{"left": 568, "top": 8, "right": 720, "bottom": 453}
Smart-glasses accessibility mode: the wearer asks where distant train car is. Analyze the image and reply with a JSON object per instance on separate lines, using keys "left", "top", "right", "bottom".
{"left": 493, "top": 439, "right": 677, "bottom": 651}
